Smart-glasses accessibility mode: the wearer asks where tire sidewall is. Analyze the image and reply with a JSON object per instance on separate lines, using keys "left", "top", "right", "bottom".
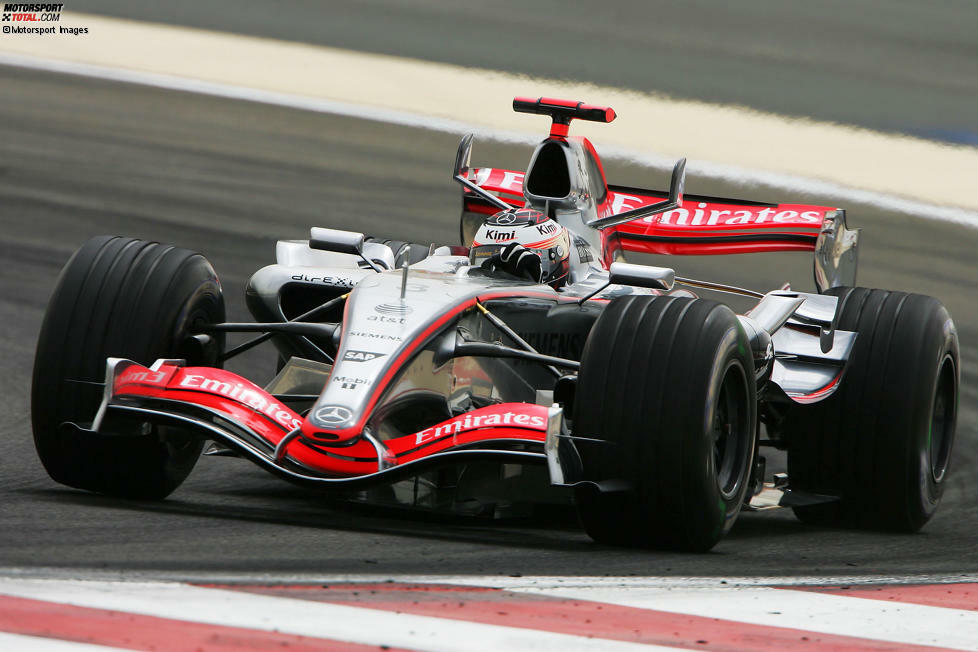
{"left": 908, "top": 309, "right": 958, "bottom": 526}
{"left": 163, "top": 258, "right": 225, "bottom": 366}
{"left": 690, "top": 324, "right": 756, "bottom": 541}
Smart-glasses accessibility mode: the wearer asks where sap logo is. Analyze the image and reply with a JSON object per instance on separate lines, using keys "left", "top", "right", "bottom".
{"left": 536, "top": 222, "right": 557, "bottom": 235}
{"left": 343, "top": 350, "right": 386, "bottom": 363}
{"left": 485, "top": 229, "right": 515, "bottom": 241}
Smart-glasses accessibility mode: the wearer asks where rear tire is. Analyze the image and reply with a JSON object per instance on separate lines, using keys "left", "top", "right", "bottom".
{"left": 365, "top": 237, "right": 429, "bottom": 268}
{"left": 573, "top": 296, "right": 757, "bottom": 552}
{"left": 31, "top": 236, "right": 225, "bottom": 499}
{"left": 785, "top": 287, "right": 958, "bottom": 531}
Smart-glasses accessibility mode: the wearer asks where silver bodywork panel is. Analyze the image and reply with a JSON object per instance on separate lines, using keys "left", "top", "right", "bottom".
{"left": 308, "top": 258, "right": 551, "bottom": 432}
{"left": 814, "top": 209, "right": 860, "bottom": 293}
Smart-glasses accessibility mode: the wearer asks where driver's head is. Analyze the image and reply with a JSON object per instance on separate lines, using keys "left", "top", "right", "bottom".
{"left": 469, "top": 208, "right": 570, "bottom": 288}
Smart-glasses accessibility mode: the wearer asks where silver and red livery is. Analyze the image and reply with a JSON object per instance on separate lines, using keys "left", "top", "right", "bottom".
{"left": 35, "top": 96, "right": 955, "bottom": 550}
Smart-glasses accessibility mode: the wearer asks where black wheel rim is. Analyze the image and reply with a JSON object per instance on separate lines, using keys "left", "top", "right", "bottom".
{"left": 712, "top": 361, "right": 751, "bottom": 499}
{"left": 929, "top": 355, "right": 956, "bottom": 483}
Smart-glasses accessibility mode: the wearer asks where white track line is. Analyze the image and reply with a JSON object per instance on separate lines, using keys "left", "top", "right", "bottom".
{"left": 497, "top": 584, "right": 978, "bottom": 650}
{"left": 366, "top": 575, "right": 978, "bottom": 650}
{"left": 0, "top": 578, "right": 684, "bottom": 652}
{"left": 2, "top": 12, "right": 977, "bottom": 227}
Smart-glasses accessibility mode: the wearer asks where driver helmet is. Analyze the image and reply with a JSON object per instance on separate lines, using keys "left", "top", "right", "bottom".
{"left": 469, "top": 208, "right": 570, "bottom": 288}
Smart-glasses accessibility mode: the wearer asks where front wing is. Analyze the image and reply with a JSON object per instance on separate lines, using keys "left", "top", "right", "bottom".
{"left": 74, "top": 358, "right": 566, "bottom": 489}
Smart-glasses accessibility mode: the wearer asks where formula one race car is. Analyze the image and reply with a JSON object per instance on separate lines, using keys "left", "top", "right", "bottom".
{"left": 32, "top": 97, "right": 959, "bottom": 551}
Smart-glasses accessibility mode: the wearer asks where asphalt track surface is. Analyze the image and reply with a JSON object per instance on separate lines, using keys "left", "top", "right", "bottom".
{"left": 1, "top": 59, "right": 977, "bottom": 578}
{"left": 70, "top": 0, "right": 978, "bottom": 144}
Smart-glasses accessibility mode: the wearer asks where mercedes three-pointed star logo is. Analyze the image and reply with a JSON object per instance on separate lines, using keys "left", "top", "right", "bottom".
{"left": 313, "top": 405, "right": 353, "bottom": 425}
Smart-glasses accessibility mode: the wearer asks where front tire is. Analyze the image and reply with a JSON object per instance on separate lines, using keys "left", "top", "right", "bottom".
{"left": 31, "top": 236, "right": 225, "bottom": 499}
{"left": 573, "top": 296, "right": 757, "bottom": 552}
{"left": 784, "top": 287, "right": 958, "bottom": 531}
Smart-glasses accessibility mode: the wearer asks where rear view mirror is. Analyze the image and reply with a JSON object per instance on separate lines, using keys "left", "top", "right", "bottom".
{"left": 309, "top": 227, "right": 365, "bottom": 255}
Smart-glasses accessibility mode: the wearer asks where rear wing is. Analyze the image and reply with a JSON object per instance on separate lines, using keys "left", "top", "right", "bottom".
{"left": 606, "top": 185, "right": 827, "bottom": 256}
{"left": 460, "top": 167, "right": 860, "bottom": 292}
{"left": 605, "top": 185, "right": 861, "bottom": 292}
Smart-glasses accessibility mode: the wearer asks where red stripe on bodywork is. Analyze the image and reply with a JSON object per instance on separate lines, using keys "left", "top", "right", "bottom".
{"left": 787, "top": 369, "right": 844, "bottom": 404}
{"left": 549, "top": 123, "right": 569, "bottom": 138}
{"left": 464, "top": 197, "right": 524, "bottom": 217}
{"left": 218, "top": 583, "right": 958, "bottom": 652}
{"left": 0, "top": 594, "right": 410, "bottom": 652}
{"left": 791, "top": 583, "right": 978, "bottom": 612}
{"left": 619, "top": 240, "right": 817, "bottom": 256}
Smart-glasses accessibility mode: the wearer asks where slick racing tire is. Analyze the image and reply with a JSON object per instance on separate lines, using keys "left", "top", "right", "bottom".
{"left": 784, "top": 287, "right": 958, "bottom": 531}
{"left": 573, "top": 296, "right": 757, "bottom": 552}
{"left": 32, "top": 236, "right": 225, "bottom": 499}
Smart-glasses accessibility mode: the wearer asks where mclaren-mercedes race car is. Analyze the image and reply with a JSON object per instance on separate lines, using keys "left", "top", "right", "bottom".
{"left": 32, "top": 97, "right": 959, "bottom": 551}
